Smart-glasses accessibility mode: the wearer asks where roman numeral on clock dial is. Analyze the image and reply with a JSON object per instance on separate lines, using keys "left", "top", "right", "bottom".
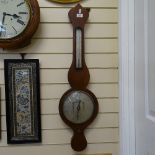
{"left": 17, "top": 1, "right": 25, "bottom": 7}
{"left": 17, "top": 19, "right": 25, "bottom": 25}
{"left": 19, "top": 12, "right": 28, "bottom": 14}
{"left": 12, "top": 26, "right": 17, "bottom": 34}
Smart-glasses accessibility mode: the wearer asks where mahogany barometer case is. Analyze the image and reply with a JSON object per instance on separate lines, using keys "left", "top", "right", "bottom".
{"left": 59, "top": 4, "right": 99, "bottom": 151}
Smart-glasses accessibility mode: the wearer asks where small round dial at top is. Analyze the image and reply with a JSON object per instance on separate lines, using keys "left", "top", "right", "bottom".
{"left": 0, "top": 0, "right": 30, "bottom": 39}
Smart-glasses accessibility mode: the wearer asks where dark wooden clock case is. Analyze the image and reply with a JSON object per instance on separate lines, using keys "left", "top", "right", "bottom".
{"left": 0, "top": 0, "right": 40, "bottom": 49}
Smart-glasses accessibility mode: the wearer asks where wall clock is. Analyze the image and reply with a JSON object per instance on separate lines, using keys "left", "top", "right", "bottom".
{"left": 0, "top": 0, "right": 40, "bottom": 49}
{"left": 49, "top": 0, "right": 82, "bottom": 4}
{"left": 59, "top": 4, "right": 99, "bottom": 151}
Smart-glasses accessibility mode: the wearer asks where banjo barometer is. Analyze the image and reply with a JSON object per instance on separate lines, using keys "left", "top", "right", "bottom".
{"left": 59, "top": 4, "right": 99, "bottom": 151}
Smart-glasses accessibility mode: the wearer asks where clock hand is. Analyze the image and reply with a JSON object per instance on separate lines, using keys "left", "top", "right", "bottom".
{"left": 5, "top": 13, "right": 21, "bottom": 19}
{"left": 0, "top": 26, "right": 2, "bottom": 36}
{"left": 0, "top": 25, "right": 6, "bottom": 37}
{"left": 13, "top": 14, "right": 21, "bottom": 19}
{"left": 82, "top": 101, "right": 85, "bottom": 110}
{"left": 72, "top": 102, "right": 75, "bottom": 113}
{"left": 1, "top": 13, "right": 6, "bottom": 36}
{"left": 76, "top": 100, "right": 81, "bottom": 120}
{"left": 2, "top": 12, "right": 6, "bottom": 25}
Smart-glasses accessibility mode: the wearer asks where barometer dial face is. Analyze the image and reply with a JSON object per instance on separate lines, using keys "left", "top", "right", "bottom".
{"left": 63, "top": 90, "right": 94, "bottom": 124}
{"left": 59, "top": 89, "right": 98, "bottom": 127}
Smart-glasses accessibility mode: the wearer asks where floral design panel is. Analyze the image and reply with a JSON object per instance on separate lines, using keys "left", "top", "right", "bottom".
{"left": 14, "top": 68, "right": 33, "bottom": 136}
{"left": 4, "top": 59, "right": 41, "bottom": 144}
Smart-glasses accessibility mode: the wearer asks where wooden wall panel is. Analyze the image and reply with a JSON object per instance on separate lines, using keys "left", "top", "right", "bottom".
{"left": 3, "top": 39, "right": 118, "bottom": 54}
{"left": 0, "top": 54, "right": 118, "bottom": 69}
{"left": 0, "top": 99, "right": 119, "bottom": 115}
{"left": 38, "top": 0, "right": 118, "bottom": 8}
{"left": 0, "top": 83, "right": 118, "bottom": 100}
{"left": 0, "top": 144, "right": 119, "bottom": 155}
{"left": 1, "top": 113, "right": 118, "bottom": 130}
{"left": 34, "top": 24, "right": 118, "bottom": 38}
{"left": 0, "top": 69, "right": 118, "bottom": 84}
{"left": 40, "top": 8, "right": 118, "bottom": 23}
{"left": 0, "top": 128, "right": 118, "bottom": 146}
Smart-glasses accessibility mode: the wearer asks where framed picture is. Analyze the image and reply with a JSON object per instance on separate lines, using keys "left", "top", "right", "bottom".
{"left": 4, "top": 59, "right": 41, "bottom": 144}
{"left": 0, "top": 87, "right": 2, "bottom": 139}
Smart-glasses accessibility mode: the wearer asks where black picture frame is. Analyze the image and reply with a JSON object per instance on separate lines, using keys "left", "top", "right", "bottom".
{"left": 4, "top": 59, "right": 41, "bottom": 144}
{"left": 0, "top": 87, "right": 1, "bottom": 139}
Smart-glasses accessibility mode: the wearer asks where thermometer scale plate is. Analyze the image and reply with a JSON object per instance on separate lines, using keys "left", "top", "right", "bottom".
{"left": 76, "top": 28, "right": 82, "bottom": 69}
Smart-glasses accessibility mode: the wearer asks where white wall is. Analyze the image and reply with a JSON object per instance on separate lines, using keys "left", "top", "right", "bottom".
{"left": 0, "top": 0, "right": 119, "bottom": 154}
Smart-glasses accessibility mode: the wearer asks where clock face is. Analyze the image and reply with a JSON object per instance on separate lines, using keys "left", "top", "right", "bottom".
{"left": 63, "top": 90, "right": 94, "bottom": 124}
{"left": 0, "top": 0, "right": 30, "bottom": 39}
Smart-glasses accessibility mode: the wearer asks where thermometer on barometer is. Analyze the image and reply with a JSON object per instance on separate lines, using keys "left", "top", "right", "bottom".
{"left": 67, "top": 6, "right": 90, "bottom": 89}
{"left": 75, "top": 9, "right": 83, "bottom": 69}
{"left": 76, "top": 28, "right": 82, "bottom": 69}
